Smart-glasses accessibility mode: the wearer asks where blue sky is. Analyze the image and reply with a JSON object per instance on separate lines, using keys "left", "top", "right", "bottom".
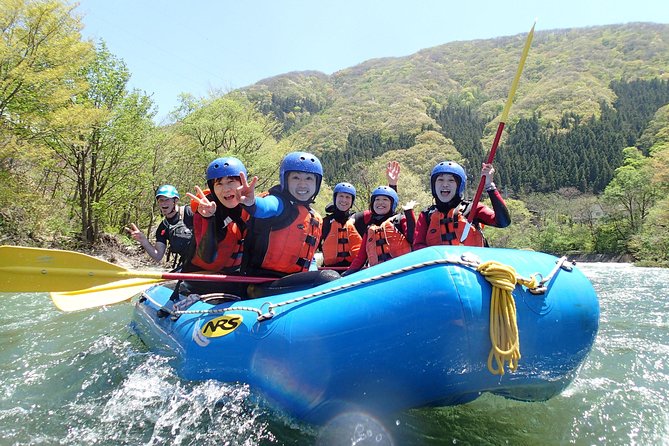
{"left": 74, "top": 0, "right": 669, "bottom": 122}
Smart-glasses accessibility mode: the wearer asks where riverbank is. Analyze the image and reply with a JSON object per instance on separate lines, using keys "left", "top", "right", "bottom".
{"left": 88, "top": 233, "right": 154, "bottom": 269}
{"left": 568, "top": 252, "right": 635, "bottom": 263}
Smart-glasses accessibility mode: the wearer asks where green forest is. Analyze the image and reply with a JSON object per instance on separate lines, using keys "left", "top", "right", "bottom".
{"left": 2, "top": 0, "right": 669, "bottom": 266}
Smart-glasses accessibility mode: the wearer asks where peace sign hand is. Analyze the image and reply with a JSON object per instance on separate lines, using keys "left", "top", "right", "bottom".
{"left": 236, "top": 171, "right": 259, "bottom": 206}
{"left": 187, "top": 186, "right": 217, "bottom": 217}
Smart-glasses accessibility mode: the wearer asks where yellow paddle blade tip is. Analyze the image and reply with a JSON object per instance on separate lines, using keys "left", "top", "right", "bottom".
{"left": 50, "top": 279, "right": 163, "bottom": 312}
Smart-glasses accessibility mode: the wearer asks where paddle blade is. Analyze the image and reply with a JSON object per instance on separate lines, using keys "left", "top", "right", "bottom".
{"left": 0, "top": 245, "right": 131, "bottom": 292}
{"left": 50, "top": 278, "right": 162, "bottom": 312}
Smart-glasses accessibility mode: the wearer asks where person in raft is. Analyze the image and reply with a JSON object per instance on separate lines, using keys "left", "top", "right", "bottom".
{"left": 318, "top": 182, "right": 362, "bottom": 268}
{"left": 318, "top": 161, "right": 401, "bottom": 269}
{"left": 182, "top": 156, "right": 250, "bottom": 297}
{"left": 236, "top": 151, "right": 340, "bottom": 298}
{"left": 342, "top": 186, "right": 417, "bottom": 276}
{"left": 125, "top": 184, "right": 194, "bottom": 270}
{"left": 413, "top": 161, "right": 510, "bottom": 249}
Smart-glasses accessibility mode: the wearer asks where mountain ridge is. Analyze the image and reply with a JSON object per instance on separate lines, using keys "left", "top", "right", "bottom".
{"left": 243, "top": 22, "right": 669, "bottom": 158}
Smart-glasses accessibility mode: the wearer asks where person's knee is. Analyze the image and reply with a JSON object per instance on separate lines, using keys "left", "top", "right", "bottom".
{"left": 315, "top": 269, "right": 341, "bottom": 285}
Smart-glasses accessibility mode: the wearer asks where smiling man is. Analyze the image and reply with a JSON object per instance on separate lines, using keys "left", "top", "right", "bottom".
{"left": 125, "top": 184, "right": 194, "bottom": 269}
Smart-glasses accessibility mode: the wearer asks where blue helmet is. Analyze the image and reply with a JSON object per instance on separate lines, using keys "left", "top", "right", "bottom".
{"left": 333, "top": 182, "right": 356, "bottom": 205}
{"left": 279, "top": 151, "right": 323, "bottom": 196}
{"left": 206, "top": 157, "right": 247, "bottom": 181}
{"left": 370, "top": 186, "right": 399, "bottom": 213}
{"left": 155, "top": 184, "right": 179, "bottom": 199}
{"left": 430, "top": 161, "right": 467, "bottom": 198}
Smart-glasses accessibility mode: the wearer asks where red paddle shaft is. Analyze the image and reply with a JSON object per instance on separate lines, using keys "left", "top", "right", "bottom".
{"left": 160, "top": 272, "right": 275, "bottom": 283}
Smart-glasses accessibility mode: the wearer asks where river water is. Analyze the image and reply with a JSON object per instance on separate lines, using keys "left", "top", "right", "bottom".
{"left": 0, "top": 263, "right": 667, "bottom": 445}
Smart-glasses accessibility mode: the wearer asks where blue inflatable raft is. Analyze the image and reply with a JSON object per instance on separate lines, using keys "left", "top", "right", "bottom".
{"left": 131, "top": 246, "right": 599, "bottom": 424}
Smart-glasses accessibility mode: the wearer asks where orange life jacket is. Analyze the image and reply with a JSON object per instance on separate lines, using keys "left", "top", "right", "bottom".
{"left": 259, "top": 205, "right": 322, "bottom": 274}
{"left": 365, "top": 215, "right": 412, "bottom": 266}
{"left": 190, "top": 209, "right": 248, "bottom": 271}
{"left": 424, "top": 204, "right": 485, "bottom": 247}
{"left": 321, "top": 218, "right": 362, "bottom": 266}
{"left": 243, "top": 187, "right": 323, "bottom": 276}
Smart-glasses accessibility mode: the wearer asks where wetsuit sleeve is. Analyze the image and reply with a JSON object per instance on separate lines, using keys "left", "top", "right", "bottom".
{"left": 489, "top": 189, "right": 511, "bottom": 228}
{"left": 475, "top": 190, "right": 511, "bottom": 228}
{"left": 353, "top": 211, "right": 369, "bottom": 238}
{"left": 412, "top": 211, "right": 429, "bottom": 250}
{"left": 246, "top": 195, "right": 283, "bottom": 218}
{"left": 319, "top": 217, "right": 332, "bottom": 250}
{"left": 402, "top": 209, "right": 416, "bottom": 245}
{"left": 345, "top": 240, "right": 368, "bottom": 274}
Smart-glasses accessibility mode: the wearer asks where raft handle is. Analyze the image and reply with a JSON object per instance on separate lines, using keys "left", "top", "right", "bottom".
{"left": 257, "top": 301, "right": 275, "bottom": 322}
{"left": 560, "top": 259, "right": 574, "bottom": 272}
{"left": 535, "top": 256, "right": 572, "bottom": 290}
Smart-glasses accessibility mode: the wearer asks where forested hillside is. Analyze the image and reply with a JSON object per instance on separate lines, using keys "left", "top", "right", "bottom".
{"left": 239, "top": 23, "right": 669, "bottom": 264}
{"left": 243, "top": 23, "right": 669, "bottom": 193}
{"left": 1, "top": 1, "right": 668, "bottom": 265}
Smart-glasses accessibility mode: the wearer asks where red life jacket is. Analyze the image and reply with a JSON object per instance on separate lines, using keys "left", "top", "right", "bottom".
{"left": 190, "top": 209, "right": 248, "bottom": 271}
{"left": 423, "top": 204, "right": 485, "bottom": 247}
{"left": 365, "top": 215, "right": 411, "bottom": 266}
{"left": 321, "top": 218, "right": 362, "bottom": 266}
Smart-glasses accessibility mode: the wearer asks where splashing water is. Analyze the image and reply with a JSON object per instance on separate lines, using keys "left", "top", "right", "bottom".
{"left": 1, "top": 263, "right": 668, "bottom": 445}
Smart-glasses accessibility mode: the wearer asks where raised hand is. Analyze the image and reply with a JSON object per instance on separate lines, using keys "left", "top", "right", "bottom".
{"left": 386, "top": 161, "right": 400, "bottom": 186}
{"left": 402, "top": 199, "right": 417, "bottom": 211}
{"left": 186, "top": 186, "right": 217, "bottom": 217}
{"left": 236, "top": 171, "right": 259, "bottom": 206}
{"left": 124, "top": 223, "right": 145, "bottom": 241}
{"left": 481, "top": 163, "right": 495, "bottom": 187}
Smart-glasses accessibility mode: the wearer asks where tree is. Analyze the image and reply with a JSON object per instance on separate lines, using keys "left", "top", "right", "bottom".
{"left": 0, "top": 0, "right": 93, "bottom": 243}
{"left": 163, "top": 92, "right": 284, "bottom": 198}
{"left": 0, "top": 0, "right": 92, "bottom": 137}
{"left": 484, "top": 198, "right": 537, "bottom": 249}
{"left": 629, "top": 197, "right": 669, "bottom": 266}
{"left": 602, "top": 147, "right": 664, "bottom": 245}
{"left": 176, "top": 93, "right": 280, "bottom": 163}
{"left": 43, "top": 42, "right": 154, "bottom": 244}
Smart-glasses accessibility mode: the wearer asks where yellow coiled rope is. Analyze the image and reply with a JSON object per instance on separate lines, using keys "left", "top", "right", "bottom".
{"left": 476, "top": 260, "right": 539, "bottom": 375}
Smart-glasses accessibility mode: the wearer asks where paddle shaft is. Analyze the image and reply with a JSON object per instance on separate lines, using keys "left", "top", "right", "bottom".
{"left": 319, "top": 266, "right": 348, "bottom": 271}
{"left": 463, "top": 22, "right": 535, "bottom": 238}
{"left": 467, "top": 122, "right": 505, "bottom": 223}
{"left": 164, "top": 271, "right": 274, "bottom": 283}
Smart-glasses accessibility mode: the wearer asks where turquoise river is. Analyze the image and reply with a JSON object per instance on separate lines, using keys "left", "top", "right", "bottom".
{"left": 0, "top": 262, "right": 667, "bottom": 445}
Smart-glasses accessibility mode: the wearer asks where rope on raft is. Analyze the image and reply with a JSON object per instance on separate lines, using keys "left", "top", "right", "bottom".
{"left": 162, "top": 254, "right": 572, "bottom": 375}
{"left": 477, "top": 260, "right": 539, "bottom": 375}
{"left": 165, "top": 254, "right": 482, "bottom": 320}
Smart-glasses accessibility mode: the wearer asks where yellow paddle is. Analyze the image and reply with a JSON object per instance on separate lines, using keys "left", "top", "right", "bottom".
{"left": 50, "top": 278, "right": 162, "bottom": 312}
{"left": 0, "top": 245, "right": 274, "bottom": 293}
{"left": 461, "top": 21, "right": 535, "bottom": 242}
